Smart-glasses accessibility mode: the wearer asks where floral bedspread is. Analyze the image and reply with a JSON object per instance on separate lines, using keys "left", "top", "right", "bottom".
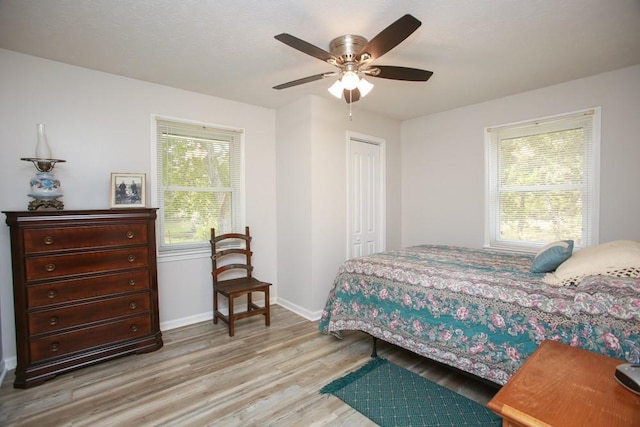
{"left": 319, "top": 245, "right": 640, "bottom": 385}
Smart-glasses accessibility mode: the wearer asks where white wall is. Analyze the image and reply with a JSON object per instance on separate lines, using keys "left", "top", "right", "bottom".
{"left": 274, "top": 98, "right": 314, "bottom": 315}
{"left": 3, "top": 46, "right": 636, "bottom": 376}
{"left": 401, "top": 65, "right": 640, "bottom": 248}
{"left": 276, "top": 95, "right": 402, "bottom": 319}
{"left": 0, "top": 49, "right": 277, "bottom": 368}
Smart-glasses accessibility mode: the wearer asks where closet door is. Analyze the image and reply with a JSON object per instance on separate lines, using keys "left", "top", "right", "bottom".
{"left": 348, "top": 135, "right": 384, "bottom": 258}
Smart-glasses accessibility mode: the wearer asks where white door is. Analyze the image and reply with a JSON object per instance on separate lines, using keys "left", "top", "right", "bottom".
{"left": 348, "top": 135, "right": 384, "bottom": 258}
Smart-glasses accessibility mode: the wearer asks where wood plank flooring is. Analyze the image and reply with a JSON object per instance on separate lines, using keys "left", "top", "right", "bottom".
{"left": 0, "top": 305, "right": 500, "bottom": 426}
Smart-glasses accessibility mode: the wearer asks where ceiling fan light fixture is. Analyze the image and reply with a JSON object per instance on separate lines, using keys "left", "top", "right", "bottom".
{"left": 341, "top": 71, "right": 360, "bottom": 90}
{"left": 357, "top": 78, "right": 374, "bottom": 97}
{"left": 328, "top": 80, "right": 344, "bottom": 98}
{"left": 274, "top": 14, "right": 431, "bottom": 113}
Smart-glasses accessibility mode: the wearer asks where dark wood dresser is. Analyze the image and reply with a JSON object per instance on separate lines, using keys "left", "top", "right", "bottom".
{"left": 4, "top": 209, "right": 163, "bottom": 388}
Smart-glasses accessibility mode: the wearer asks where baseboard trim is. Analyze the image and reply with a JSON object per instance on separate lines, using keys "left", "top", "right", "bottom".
{"left": 0, "top": 359, "right": 7, "bottom": 386}
{"left": 276, "top": 298, "right": 323, "bottom": 321}
{"left": 160, "top": 312, "right": 214, "bottom": 331}
{"left": 159, "top": 297, "right": 278, "bottom": 331}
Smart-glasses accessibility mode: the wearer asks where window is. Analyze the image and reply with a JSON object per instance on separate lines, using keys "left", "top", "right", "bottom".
{"left": 154, "top": 118, "right": 244, "bottom": 253}
{"left": 485, "top": 108, "right": 599, "bottom": 251}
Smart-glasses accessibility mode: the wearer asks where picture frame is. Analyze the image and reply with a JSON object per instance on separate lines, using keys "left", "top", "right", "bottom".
{"left": 110, "top": 173, "right": 146, "bottom": 208}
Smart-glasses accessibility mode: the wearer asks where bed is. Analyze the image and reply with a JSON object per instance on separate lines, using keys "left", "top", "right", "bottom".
{"left": 319, "top": 244, "right": 640, "bottom": 385}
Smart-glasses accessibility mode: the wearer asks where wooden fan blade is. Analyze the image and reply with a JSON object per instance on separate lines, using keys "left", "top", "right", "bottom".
{"left": 273, "top": 73, "right": 329, "bottom": 90}
{"left": 343, "top": 88, "right": 361, "bottom": 104}
{"left": 274, "top": 33, "right": 337, "bottom": 63}
{"left": 357, "top": 14, "right": 421, "bottom": 61}
{"left": 370, "top": 66, "right": 433, "bottom": 81}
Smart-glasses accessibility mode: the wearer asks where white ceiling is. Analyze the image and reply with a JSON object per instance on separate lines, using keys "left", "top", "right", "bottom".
{"left": 1, "top": 0, "right": 639, "bottom": 121}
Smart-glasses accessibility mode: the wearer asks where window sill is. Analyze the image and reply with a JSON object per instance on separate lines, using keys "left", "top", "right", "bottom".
{"left": 483, "top": 244, "right": 537, "bottom": 254}
{"left": 158, "top": 247, "right": 210, "bottom": 263}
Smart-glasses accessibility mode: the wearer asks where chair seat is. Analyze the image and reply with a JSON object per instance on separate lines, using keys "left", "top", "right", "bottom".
{"left": 216, "top": 277, "right": 271, "bottom": 295}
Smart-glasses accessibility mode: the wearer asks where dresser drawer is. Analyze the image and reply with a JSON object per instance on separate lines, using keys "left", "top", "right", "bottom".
{"left": 27, "top": 270, "right": 150, "bottom": 308}
{"left": 29, "top": 293, "right": 151, "bottom": 335}
{"left": 25, "top": 247, "right": 149, "bottom": 281}
{"left": 29, "top": 315, "right": 152, "bottom": 363}
{"left": 23, "top": 224, "right": 148, "bottom": 254}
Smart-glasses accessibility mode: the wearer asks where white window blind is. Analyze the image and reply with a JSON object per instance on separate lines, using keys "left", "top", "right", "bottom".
{"left": 155, "top": 118, "right": 243, "bottom": 252}
{"left": 486, "top": 108, "right": 599, "bottom": 251}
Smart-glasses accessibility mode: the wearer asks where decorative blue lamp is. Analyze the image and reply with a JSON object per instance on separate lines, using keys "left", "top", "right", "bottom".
{"left": 20, "top": 124, "right": 66, "bottom": 210}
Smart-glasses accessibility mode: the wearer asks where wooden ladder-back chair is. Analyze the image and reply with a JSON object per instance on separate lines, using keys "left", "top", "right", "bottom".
{"left": 210, "top": 226, "right": 271, "bottom": 337}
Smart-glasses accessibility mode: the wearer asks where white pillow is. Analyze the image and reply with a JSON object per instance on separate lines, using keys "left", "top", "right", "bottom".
{"left": 543, "top": 240, "right": 640, "bottom": 286}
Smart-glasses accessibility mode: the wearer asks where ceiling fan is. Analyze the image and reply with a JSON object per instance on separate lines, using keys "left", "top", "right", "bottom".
{"left": 273, "top": 14, "right": 433, "bottom": 104}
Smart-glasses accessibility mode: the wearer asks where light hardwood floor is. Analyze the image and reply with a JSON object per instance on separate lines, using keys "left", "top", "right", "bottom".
{"left": 0, "top": 305, "right": 500, "bottom": 426}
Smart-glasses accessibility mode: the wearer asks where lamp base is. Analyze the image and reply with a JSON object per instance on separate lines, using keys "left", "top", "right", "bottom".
{"left": 26, "top": 170, "right": 64, "bottom": 210}
{"left": 28, "top": 197, "right": 64, "bottom": 211}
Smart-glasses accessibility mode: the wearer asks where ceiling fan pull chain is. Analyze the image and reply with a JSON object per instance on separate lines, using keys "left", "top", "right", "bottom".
{"left": 349, "top": 91, "right": 353, "bottom": 121}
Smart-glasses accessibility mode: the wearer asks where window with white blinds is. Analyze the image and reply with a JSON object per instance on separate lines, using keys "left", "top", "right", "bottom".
{"left": 485, "top": 108, "right": 600, "bottom": 251}
{"left": 155, "top": 118, "right": 244, "bottom": 252}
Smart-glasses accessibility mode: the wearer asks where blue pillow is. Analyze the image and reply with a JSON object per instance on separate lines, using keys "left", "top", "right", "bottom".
{"left": 531, "top": 240, "right": 574, "bottom": 273}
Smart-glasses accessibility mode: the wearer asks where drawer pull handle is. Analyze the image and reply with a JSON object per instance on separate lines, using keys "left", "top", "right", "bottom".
{"left": 127, "top": 255, "right": 136, "bottom": 262}
{"left": 130, "top": 325, "right": 138, "bottom": 332}
{"left": 49, "top": 316, "right": 59, "bottom": 325}
{"left": 43, "top": 236, "right": 54, "bottom": 245}
{"left": 45, "top": 263, "right": 56, "bottom": 272}
{"left": 126, "top": 231, "right": 135, "bottom": 239}
{"left": 129, "top": 301, "right": 138, "bottom": 310}
{"left": 128, "top": 278, "right": 136, "bottom": 286}
{"left": 50, "top": 342, "right": 60, "bottom": 352}
{"left": 47, "top": 289, "right": 58, "bottom": 299}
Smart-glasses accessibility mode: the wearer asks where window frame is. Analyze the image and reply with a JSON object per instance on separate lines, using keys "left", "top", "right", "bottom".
{"left": 150, "top": 115, "right": 245, "bottom": 259}
{"left": 484, "top": 108, "right": 600, "bottom": 252}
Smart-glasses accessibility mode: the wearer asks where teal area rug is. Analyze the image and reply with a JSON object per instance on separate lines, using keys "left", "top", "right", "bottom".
{"left": 320, "top": 358, "right": 501, "bottom": 426}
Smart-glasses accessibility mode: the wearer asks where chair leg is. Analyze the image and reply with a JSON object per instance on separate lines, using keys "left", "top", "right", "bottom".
{"left": 228, "top": 295, "right": 235, "bottom": 337}
{"left": 247, "top": 292, "right": 253, "bottom": 312}
{"left": 213, "top": 290, "right": 219, "bottom": 325}
{"left": 265, "top": 287, "right": 270, "bottom": 326}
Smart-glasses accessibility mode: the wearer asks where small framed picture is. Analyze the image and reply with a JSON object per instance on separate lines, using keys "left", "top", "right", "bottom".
{"left": 110, "top": 173, "right": 146, "bottom": 208}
